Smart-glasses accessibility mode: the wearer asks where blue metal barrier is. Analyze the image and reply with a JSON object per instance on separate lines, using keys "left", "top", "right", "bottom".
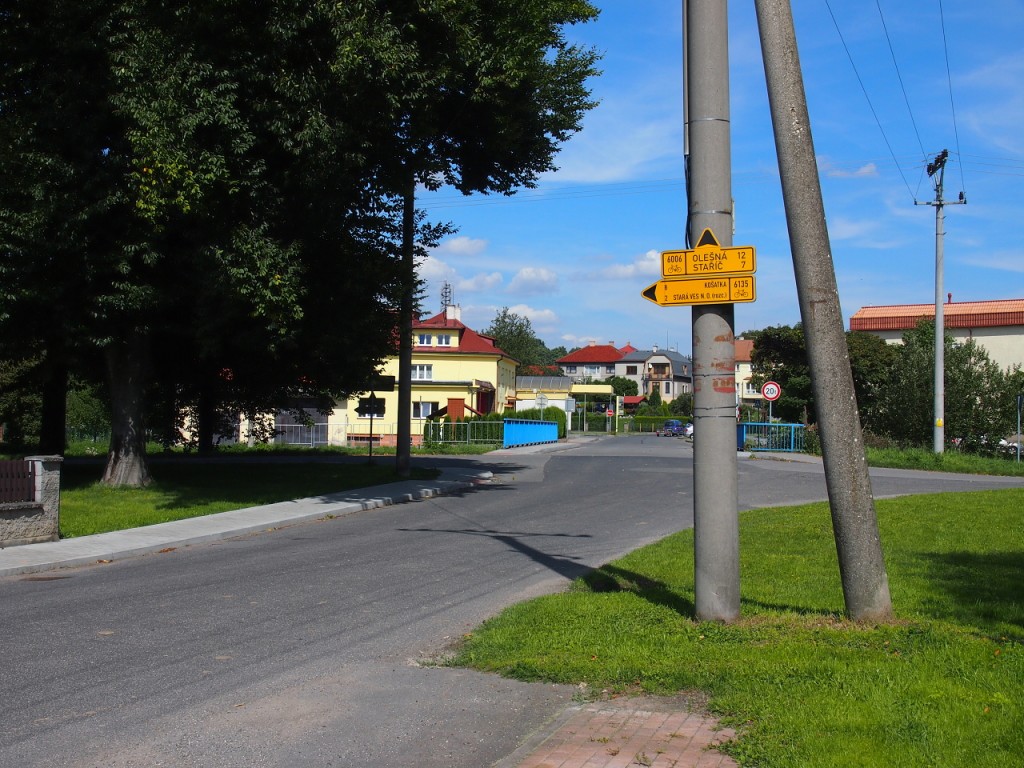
{"left": 503, "top": 419, "right": 558, "bottom": 448}
{"left": 737, "top": 422, "right": 806, "bottom": 452}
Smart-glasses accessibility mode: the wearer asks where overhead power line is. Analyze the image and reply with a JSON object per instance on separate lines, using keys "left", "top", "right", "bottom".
{"left": 823, "top": 0, "right": 917, "bottom": 202}
{"left": 938, "top": 0, "right": 968, "bottom": 197}
{"left": 875, "top": 0, "right": 926, "bottom": 160}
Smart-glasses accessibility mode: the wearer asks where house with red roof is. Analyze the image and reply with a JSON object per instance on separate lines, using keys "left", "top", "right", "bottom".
{"left": 556, "top": 341, "right": 625, "bottom": 380}
{"left": 614, "top": 345, "right": 692, "bottom": 401}
{"left": 263, "top": 304, "right": 519, "bottom": 447}
{"left": 849, "top": 298, "right": 1024, "bottom": 372}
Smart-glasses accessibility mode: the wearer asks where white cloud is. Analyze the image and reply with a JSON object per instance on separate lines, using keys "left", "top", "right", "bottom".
{"left": 828, "top": 217, "right": 877, "bottom": 241}
{"left": 434, "top": 235, "right": 488, "bottom": 257}
{"left": 598, "top": 249, "right": 661, "bottom": 279}
{"left": 959, "top": 249, "right": 1024, "bottom": 273}
{"left": 507, "top": 304, "right": 560, "bottom": 332}
{"left": 419, "top": 254, "right": 456, "bottom": 283}
{"left": 819, "top": 157, "right": 879, "bottom": 178}
{"left": 457, "top": 272, "right": 504, "bottom": 292}
{"left": 509, "top": 267, "right": 559, "bottom": 294}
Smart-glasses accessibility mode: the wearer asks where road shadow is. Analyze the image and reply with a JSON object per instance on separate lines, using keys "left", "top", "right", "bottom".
{"left": 396, "top": 525, "right": 594, "bottom": 582}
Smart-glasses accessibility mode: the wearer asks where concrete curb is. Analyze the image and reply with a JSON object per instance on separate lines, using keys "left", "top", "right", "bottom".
{"left": 0, "top": 476, "right": 477, "bottom": 579}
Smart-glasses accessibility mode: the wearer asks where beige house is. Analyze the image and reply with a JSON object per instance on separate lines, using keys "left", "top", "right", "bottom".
{"left": 734, "top": 338, "right": 762, "bottom": 407}
{"left": 249, "top": 305, "right": 518, "bottom": 447}
{"left": 849, "top": 299, "right": 1024, "bottom": 373}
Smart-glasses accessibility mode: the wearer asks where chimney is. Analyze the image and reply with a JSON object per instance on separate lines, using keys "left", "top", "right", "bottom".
{"left": 445, "top": 304, "right": 461, "bottom": 322}
{"left": 588, "top": 340, "right": 596, "bottom": 347}
{"left": 947, "top": 292, "right": 952, "bottom": 304}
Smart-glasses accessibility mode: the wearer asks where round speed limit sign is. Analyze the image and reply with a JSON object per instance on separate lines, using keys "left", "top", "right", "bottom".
{"left": 761, "top": 381, "right": 782, "bottom": 402}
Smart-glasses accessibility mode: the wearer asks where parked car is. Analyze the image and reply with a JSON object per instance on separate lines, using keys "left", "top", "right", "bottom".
{"left": 682, "top": 421, "right": 694, "bottom": 438}
{"left": 999, "top": 434, "right": 1023, "bottom": 456}
{"left": 657, "top": 419, "right": 685, "bottom": 436}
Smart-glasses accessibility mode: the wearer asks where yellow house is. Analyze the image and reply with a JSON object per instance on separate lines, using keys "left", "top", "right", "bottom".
{"left": 271, "top": 305, "right": 517, "bottom": 447}
{"left": 236, "top": 307, "right": 516, "bottom": 448}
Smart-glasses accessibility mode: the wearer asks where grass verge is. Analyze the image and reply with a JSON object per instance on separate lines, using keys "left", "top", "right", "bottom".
{"left": 59, "top": 460, "right": 438, "bottom": 538}
{"left": 865, "top": 446, "right": 1024, "bottom": 477}
{"left": 453, "top": 488, "right": 1024, "bottom": 767}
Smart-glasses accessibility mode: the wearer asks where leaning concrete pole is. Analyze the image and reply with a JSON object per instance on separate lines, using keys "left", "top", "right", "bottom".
{"left": 687, "top": 0, "right": 740, "bottom": 623}
{"left": 754, "top": 0, "right": 892, "bottom": 621}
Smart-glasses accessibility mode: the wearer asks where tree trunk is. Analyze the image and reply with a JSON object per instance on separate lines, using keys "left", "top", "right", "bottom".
{"left": 39, "top": 356, "right": 68, "bottom": 455}
{"left": 102, "top": 337, "right": 152, "bottom": 487}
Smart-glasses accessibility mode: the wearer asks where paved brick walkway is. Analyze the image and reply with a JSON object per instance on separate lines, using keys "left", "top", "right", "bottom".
{"left": 500, "top": 696, "right": 739, "bottom": 768}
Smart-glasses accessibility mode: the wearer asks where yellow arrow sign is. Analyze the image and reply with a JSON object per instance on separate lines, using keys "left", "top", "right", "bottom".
{"left": 641, "top": 275, "right": 756, "bottom": 307}
{"left": 661, "top": 228, "right": 756, "bottom": 277}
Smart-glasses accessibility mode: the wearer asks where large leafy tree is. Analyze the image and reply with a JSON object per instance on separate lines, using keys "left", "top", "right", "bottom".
{"left": 484, "top": 308, "right": 545, "bottom": 367}
{"left": 747, "top": 324, "right": 813, "bottom": 422}
{"left": 607, "top": 376, "right": 639, "bottom": 397}
{"left": 747, "top": 324, "right": 900, "bottom": 426}
{"left": 1, "top": 1, "right": 598, "bottom": 485}
{"left": 846, "top": 330, "right": 899, "bottom": 426}
{"left": 0, "top": 0, "right": 130, "bottom": 456}
{"left": 872, "top": 320, "right": 1018, "bottom": 452}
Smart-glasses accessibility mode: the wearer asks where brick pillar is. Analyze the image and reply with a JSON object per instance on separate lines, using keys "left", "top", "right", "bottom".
{"left": 446, "top": 399, "right": 465, "bottom": 421}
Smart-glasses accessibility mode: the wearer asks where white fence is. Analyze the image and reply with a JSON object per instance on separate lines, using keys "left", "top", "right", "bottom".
{"left": 273, "top": 422, "right": 404, "bottom": 447}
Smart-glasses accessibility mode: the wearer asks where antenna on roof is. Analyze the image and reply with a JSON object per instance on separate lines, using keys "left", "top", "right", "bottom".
{"left": 440, "top": 282, "right": 453, "bottom": 312}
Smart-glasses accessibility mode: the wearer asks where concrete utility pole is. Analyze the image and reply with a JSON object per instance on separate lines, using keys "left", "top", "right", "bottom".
{"left": 685, "top": 0, "right": 740, "bottom": 623}
{"left": 916, "top": 149, "right": 965, "bottom": 454}
{"left": 754, "top": 0, "right": 893, "bottom": 622}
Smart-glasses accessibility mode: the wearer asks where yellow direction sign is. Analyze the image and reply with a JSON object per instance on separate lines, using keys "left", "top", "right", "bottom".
{"left": 641, "top": 275, "right": 756, "bottom": 307}
{"left": 661, "top": 228, "right": 756, "bottom": 277}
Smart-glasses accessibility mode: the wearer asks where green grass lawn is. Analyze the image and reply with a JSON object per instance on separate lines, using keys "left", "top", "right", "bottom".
{"left": 59, "top": 460, "right": 438, "bottom": 538}
{"left": 453, "top": 489, "right": 1024, "bottom": 767}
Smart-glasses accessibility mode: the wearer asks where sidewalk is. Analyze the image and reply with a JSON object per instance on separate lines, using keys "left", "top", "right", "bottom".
{"left": 0, "top": 462, "right": 491, "bottom": 579}
{"left": 0, "top": 440, "right": 739, "bottom": 768}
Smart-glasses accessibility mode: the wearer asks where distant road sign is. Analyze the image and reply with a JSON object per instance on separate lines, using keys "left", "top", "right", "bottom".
{"left": 761, "top": 381, "right": 782, "bottom": 402}
{"left": 606, "top": 409, "right": 614, "bottom": 417}
{"left": 641, "top": 275, "right": 756, "bottom": 307}
{"left": 661, "top": 229, "right": 756, "bottom": 278}
{"left": 357, "top": 394, "right": 386, "bottom": 417}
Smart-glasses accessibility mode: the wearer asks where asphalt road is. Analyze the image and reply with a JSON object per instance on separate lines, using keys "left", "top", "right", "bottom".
{"left": 2, "top": 436, "right": 1021, "bottom": 767}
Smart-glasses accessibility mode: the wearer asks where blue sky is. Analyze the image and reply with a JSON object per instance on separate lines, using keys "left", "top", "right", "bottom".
{"left": 418, "top": 2, "right": 1024, "bottom": 354}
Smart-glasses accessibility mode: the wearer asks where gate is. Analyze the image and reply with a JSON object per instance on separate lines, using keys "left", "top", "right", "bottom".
{"left": 0, "top": 460, "right": 35, "bottom": 503}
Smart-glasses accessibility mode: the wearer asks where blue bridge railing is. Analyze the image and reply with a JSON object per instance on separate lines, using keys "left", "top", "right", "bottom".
{"left": 737, "top": 422, "right": 806, "bottom": 452}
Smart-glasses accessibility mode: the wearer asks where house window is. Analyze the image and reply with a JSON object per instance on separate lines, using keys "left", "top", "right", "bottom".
{"left": 585, "top": 365, "right": 599, "bottom": 377}
{"left": 626, "top": 365, "right": 637, "bottom": 375}
{"left": 411, "top": 364, "right": 433, "bottom": 380}
{"left": 566, "top": 365, "right": 577, "bottom": 374}
{"left": 413, "top": 401, "right": 438, "bottom": 419}
{"left": 417, "top": 334, "right": 432, "bottom": 346}
{"left": 605, "top": 365, "right": 614, "bottom": 375}
{"left": 436, "top": 334, "right": 451, "bottom": 346}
